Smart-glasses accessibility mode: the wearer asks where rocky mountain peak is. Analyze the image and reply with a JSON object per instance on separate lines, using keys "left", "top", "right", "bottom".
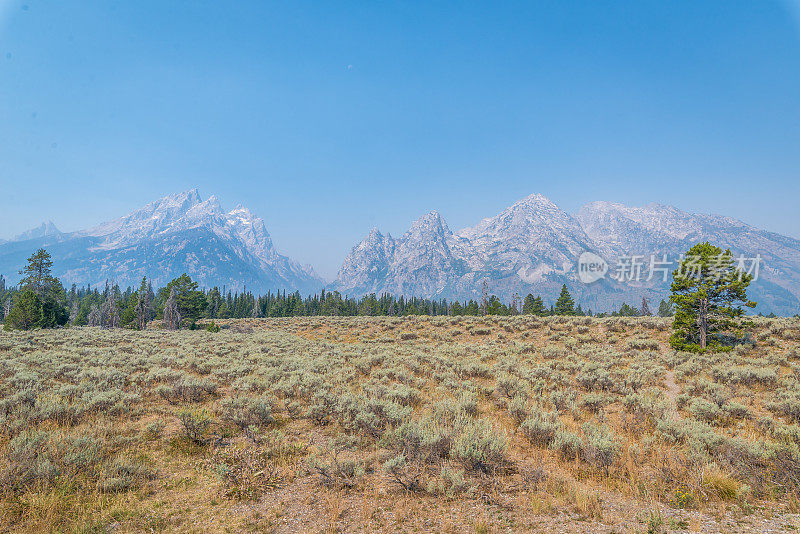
{"left": 406, "top": 211, "right": 451, "bottom": 240}
{"left": 11, "top": 220, "right": 63, "bottom": 242}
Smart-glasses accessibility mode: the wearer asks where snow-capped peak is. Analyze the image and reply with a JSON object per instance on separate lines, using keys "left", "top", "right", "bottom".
{"left": 407, "top": 211, "right": 451, "bottom": 239}
{"left": 11, "top": 220, "right": 62, "bottom": 242}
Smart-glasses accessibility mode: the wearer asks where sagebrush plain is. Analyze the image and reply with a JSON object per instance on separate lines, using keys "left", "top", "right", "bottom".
{"left": 2, "top": 315, "right": 800, "bottom": 532}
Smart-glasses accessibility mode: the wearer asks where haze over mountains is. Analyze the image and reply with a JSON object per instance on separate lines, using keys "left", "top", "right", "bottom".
{"left": 0, "top": 190, "right": 322, "bottom": 294}
{"left": 332, "top": 193, "right": 800, "bottom": 315}
{"left": 1, "top": 190, "right": 799, "bottom": 314}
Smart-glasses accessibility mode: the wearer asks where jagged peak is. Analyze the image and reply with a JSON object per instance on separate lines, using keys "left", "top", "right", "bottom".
{"left": 365, "top": 227, "right": 384, "bottom": 240}
{"left": 12, "top": 220, "right": 62, "bottom": 241}
{"left": 159, "top": 188, "right": 201, "bottom": 206}
{"left": 517, "top": 192, "right": 554, "bottom": 204}
{"left": 408, "top": 210, "right": 450, "bottom": 234}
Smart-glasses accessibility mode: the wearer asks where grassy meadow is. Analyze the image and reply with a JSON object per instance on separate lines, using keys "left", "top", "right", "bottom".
{"left": 1, "top": 315, "right": 800, "bottom": 532}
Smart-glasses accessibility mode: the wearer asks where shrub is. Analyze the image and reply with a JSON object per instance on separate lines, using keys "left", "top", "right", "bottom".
{"left": 581, "top": 423, "right": 620, "bottom": 471}
{"left": 173, "top": 376, "right": 218, "bottom": 402}
{"left": 520, "top": 410, "right": 559, "bottom": 447}
{"left": 689, "top": 398, "right": 721, "bottom": 423}
{"left": 308, "top": 449, "right": 365, "bottom": 489}
{"left": 722, "top": 401, "right": 751, "bottom": 420}
{"left": 101, "top": 455, "right": 156, "bottom": 493}
{"left": 3, "top": 430, "right": 105, "bottom": 496}
{"left": 508, "top": 396, "right": 529, "bottom": 424}
{"left": 220, "top": 396, "right": 274, "bottom": 430}
{"left": 496, "top": 373, "right": 524, "bottom": 399}
{"left": 307, "top": 391, "right": 337, "bottom": 425}
{"left": 426, "top": 464, "right": 469, "bottom": 496}
{"left": 551, "top": 429, "right": 582, "bottom": 460}
{"left": 177, "top": 408, "right": 213, "bottom": 444}
{"left": 580, "top": 393, "right": 612, "bottom": 413}
{"left": 452, "top": 417, "right": 508, "bottom": 473}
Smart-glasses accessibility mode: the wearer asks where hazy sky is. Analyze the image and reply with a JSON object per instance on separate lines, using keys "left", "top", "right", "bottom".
{"left": 1, "top": 1, "right": 800, "bottom": 279}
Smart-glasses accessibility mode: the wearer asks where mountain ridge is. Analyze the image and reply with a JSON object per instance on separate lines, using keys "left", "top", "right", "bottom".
{"left": 3, "top": 190, "right": 799, "bottom": 314}
{"left": 0, "top": 190, "right": 323, "bottom": 294}
{"left": 332, "top": 194, "right": 800, "bottom": 315}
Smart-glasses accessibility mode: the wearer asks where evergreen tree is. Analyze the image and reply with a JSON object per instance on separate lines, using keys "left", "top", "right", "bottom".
{"left": 6, "top": 249, "right": 67, "bottom": 330}
{"left": 19, "top": 248, "right": 56, "bottom": 299}
{"left": 4, "top": 290, "right": 41, "bottom": 330}
{"left": 522, "top": 293, "right": 534, "bottom": 314}
{"left": 135, "top": 277, "right": 151, "bottom": 329}
{"left": 522, "top": 294, "right": 548, "bottom": 315}
{"left": 613, "top": 302, "right": 640, "bottom": 317}
{"left": 554, "top": 285, "right": 575, "bottom": 315}
{"left": 669, "top": 242, "right": 755, "bottom": 352}
{"left": 160, "top": 274, "right": 206, "bottom": 326}
{"left": 641, "top": 297, "right": 651, "bottom": 316}
{"left": 657, "top": 299, "right": 673, "bottom": 317}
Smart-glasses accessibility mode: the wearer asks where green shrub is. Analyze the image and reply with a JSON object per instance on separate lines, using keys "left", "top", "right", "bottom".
{"left": 220, "top": 396, "right": 274, "bottom": 430}
{"left": 452, "top": 417, "right": 508, "bottom": 473}
{"left": 520, "top": 410, "right": 559, "bottom": 447}
{"left": 689, "top": 398, "right": 721, "bottom": 423}
{"left": 508, "top": 396, "right": 529, "bottom": 424}
{"left": 177, "top": 408, "right": 213, "bottom": 444}
{"left": 551, "top": 429, "right": 582, "bottom": 460}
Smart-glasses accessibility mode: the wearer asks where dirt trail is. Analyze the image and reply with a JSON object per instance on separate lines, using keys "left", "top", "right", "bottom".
{"left": 663, "top": 369, "right": 681, "bottom": 414}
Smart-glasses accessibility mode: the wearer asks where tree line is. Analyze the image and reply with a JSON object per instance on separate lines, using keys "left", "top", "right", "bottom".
{"left": 1, "top": 249, "right": 681, "bottom": 331}
{"left": 4, "top": 243, "right": 763, "bottom": 355}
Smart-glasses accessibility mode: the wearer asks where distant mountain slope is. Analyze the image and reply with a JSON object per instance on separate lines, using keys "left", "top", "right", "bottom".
{"left": 0, "top": 190, "right": 323, "bottom": 293}
{"left": 333, "top": 194, "right": 800, "bottom": 315}
{"left": 576, "top": 201, "right": 800, "bottom": 314}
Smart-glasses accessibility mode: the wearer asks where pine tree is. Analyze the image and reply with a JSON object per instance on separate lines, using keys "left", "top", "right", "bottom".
{"left": 4, "top": 290, "right": 40, "bottom": 330}
{"left": 159, "top": 274, "right": 206, "bottom": 326}
{"left": 657, "top": 299, "right": 673, "bottom": 317}
{"left": 522, "top": 294, "right": 536, "bottom": 315}
{"left": 669, "top": 242, "right": 755, "bottom": 352}
{"left": 19, "top": 248, "right": 55, "bottom": 299}
{"left": 480, "top": 280, "right": 489, "bottom": 316}
{"left": 135, "top": 277, "right": 150, "bottom": 330}
{"left": 554, "top": 285, "right": 575, "bottom": 315}
{"left": 641, "top": 297, "right": 651, "bottom": 316}
{"left": 6, "top": 249, "right": 67, "bottom": 330}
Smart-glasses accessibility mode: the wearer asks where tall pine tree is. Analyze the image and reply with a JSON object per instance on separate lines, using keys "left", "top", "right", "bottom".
{"left": 669, "top": 242, "right": 755, "bottom": 352}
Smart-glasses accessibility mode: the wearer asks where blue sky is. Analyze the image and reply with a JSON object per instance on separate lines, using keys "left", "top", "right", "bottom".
{"left": 1, "top": 1, "right": 799, "bottom": 278}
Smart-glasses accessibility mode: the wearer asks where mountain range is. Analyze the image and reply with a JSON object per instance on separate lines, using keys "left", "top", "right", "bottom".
{"left": 0, "top": 189, "right": 322, "bottom": 294}
{"left": 1, "top": 190, "right": 798, "bottom": 315}
{"left": 331, "top": 194, "right": 800, "bottom": 315}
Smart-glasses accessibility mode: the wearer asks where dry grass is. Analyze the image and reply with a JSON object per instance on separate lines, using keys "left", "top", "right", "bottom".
{"left": 0, "top": 315, "right": 799, "bottom": 532}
